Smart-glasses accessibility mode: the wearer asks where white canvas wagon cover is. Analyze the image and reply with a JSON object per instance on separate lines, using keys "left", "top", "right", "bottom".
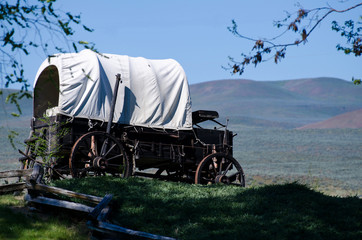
{"left": 33, "top": 50, "right": 192, "bottom": 130}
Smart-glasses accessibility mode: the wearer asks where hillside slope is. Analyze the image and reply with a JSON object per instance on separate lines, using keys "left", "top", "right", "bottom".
{"left": 190, "top": 77, "right": 362, "bottom": 128}
{"left": 298, "top": 108, "right": 362, "bottom": 129}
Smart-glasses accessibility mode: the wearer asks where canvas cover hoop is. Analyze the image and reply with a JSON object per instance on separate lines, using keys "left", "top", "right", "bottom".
{"left": 33, "top": 50, "right": 192, "bottom": 130}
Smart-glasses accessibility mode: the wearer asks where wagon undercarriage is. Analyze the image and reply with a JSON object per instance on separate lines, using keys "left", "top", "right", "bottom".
{"left": 21, "top": 112, "right": 245, "bottom": 187}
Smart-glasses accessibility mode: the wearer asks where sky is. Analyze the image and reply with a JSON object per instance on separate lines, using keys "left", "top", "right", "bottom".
{"left": 8, "top": 0, "right": 362, "bottom": 88}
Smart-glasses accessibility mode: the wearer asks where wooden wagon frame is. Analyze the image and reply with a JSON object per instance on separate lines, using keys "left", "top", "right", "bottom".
{"left": 19, "top": 50, "right": 245, "bottom": 186}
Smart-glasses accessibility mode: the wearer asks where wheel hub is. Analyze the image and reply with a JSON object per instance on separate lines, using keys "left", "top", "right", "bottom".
{"left": 93, "top": 156, "right": 107, "bottom": 170}
{"left": 215, "top": 175, "right": 230, "bottom": 184}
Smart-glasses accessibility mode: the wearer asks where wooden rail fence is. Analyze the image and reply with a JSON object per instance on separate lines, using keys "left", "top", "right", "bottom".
{"left": 1, "top": 165, "right": 176, "bottom": 240}
{"left": 0, "top": 169, "right": 32, "bottom": 194}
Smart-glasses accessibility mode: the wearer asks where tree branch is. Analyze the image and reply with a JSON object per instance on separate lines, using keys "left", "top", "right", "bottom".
{"left": 228, "top": 2, "right": 362, "bottom": 76}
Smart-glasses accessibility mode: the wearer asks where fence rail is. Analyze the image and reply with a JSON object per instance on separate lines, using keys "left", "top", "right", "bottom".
{"left": 1, "top": 166, "right": 177, "bottom": 240}
{"left": 0, "top": 169, "right": 32, "bottom": 194}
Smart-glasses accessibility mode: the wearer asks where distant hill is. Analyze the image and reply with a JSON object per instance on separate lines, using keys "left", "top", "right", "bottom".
{"left": 278, "top": 77, "right": 362, "bottom": 101}
{"left": 190, "top": 77, "right": 362, "bottom": 128}
{"left": 1, "top": 77, "right": 362, "bottom": 129}
{"left": 0, "top": 89, "right": 33, "bottom": 128}
{"left": 298, "top": 109, "right": 362, "bottom": 129}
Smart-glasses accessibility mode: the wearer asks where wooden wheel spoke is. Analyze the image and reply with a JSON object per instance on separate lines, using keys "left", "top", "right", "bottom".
{"left": 103, "top": 143, "right": 117, "bottom": 158}
{"left": 226, "top": 172, "right": 241, "bottom": 182}
{"left": 221, "top": 162, "right": 233, "bottom": 177}
{"left": 100, "top": 138, "right": 109, "bottom": 157}
{"left": 219, "top": 157, "right": 224, "bottom": 174}
{"left": 106, "top": 163, "right": 120, "bottom": 167}
{"left": 105, "top": 154, "right": 123, "bottom": 162}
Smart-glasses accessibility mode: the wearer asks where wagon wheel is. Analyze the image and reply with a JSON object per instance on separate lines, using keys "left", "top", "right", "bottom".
{"left": 69, "top": 131, "right": 132, "bottom": 178}
{"left": 195, "top": 152, "right": 245, "bottom": 187}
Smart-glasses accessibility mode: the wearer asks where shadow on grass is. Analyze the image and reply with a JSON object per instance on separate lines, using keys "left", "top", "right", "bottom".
{"left": 0, "top": 202, "right": 87, "bottom": 239}
{"left": 53, "top": 177, "right": 361, "bottom": 240}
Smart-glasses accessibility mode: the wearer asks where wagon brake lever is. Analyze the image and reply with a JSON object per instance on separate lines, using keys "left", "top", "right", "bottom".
{"left": 106, "top": 73, "right": 122, "bottom": 135}
{"left": 101, "top": 74, "right": 122, "bottom": 157}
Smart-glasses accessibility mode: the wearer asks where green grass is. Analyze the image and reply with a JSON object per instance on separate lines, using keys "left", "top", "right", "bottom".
{"left": 51, "top": 177, "right": 361, "bottom": 240}
{"left": 1, "top": 177, "right": 361, "bottom": 239}
{"left": 0, "top": 194, "right": 87, "bottom": 240}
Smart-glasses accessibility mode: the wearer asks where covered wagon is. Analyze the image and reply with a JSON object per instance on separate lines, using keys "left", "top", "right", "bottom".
{"left": 20, "top": 49, "right": 245, "bottom": 186}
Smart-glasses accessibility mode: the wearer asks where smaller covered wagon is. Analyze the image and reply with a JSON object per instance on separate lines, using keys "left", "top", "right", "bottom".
{"left": 20, "top": 50, "right": 245, "bottom": 186}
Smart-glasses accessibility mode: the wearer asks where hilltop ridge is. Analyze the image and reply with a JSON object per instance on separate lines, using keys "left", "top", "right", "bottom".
{"left": 298, "top": 108, "right": 362, "bottom": 129}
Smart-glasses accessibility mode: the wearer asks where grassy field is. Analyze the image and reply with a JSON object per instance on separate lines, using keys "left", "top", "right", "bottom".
{"left": 0, "top": 125, "right": 361, "bottom": 239}
{"left": 55, "top": 177, "right": 362, "bottom": 240}
{"left": 232, "top": 126, "right": 362, "bottom": 196}
{"left": 0, "top": 194, "right": 87, "bottom": 239}
{"left": 1, "top": 177, "right": 360, "bottom": 240}
{"left": 1, "top": 125, "right": 361, "bottom": 195}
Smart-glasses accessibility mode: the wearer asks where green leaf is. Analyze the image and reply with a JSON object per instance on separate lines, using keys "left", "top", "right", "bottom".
{"left": 8, "top": 130, "right": 19, "bottom": 149}
{"left": 83, "top": 25, "right": 94, "bottom": 32}
{"left": 352, "top": 77, "right": 361, "bottom": 85}
{"left": 78, "top": 40, "right": 89, "bottom": 45}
